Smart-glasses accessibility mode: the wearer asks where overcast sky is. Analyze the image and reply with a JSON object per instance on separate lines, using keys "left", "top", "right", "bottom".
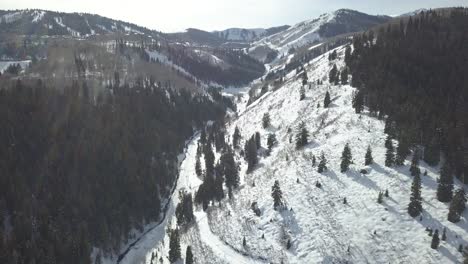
{"left": 1, "top": 0, "right": 466, "bottom": 32}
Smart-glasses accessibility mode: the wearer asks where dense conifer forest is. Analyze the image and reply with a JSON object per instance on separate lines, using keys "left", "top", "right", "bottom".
{"left": 348, "top": 8, "right": 468, "bottom": 182}
{"left": 0, "top": 79, "right": 227, "bottom": 263}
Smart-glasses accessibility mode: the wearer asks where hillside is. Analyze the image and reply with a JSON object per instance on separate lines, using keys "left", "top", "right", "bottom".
{"left": 115, "top": 43, "right": 467, "bottom": 264}
{"left": 249, "top": 9, "right": 390, "bottom": 58}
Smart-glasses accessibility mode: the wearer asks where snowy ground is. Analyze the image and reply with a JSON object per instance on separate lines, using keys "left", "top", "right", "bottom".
{"left": 116, "top": 45, "right": 467, "bottom": 264}
{"left": 208, "top": 46, "right": 468, "bottom": 263}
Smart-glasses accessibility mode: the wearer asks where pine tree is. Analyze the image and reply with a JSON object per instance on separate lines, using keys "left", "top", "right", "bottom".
{"left": 233, "top": 126, "right": 241, "bottom": 148}
{"left": 243, "top": 236, "right": 247, "bottom": 247}
{"left": 385, "top": 189, "right": 389, "bottom": 197}
{"left": 448, "top": 189, "right": 466, "bottom": 223}
{"left": 324, "top": 91, "right": 331, "bottom": 108}
{"left": 352, "top": 91, "right": 364, "bottom": 113}
{"left": 312, "top": 155, "right": 316, "bottom": 167}
{"left": 262, "top": 113, "right": 271, "bottom": 128}
{"left": 340, "top": 143, "right": 353, "bottom": 172}
{"left": 195, "top": 158, "right": 202, "bottom": 177}
{"left": 271, "top": 180, "right": 284, "bottom": 210}
{"left": 385, "top": 137, "right": 395, "bottom": 167}
{"left": 255, "top": 132, "right": 261, "bottom": 149}
{"left": 442, "top": 228, "right": 447, "bottom": 241}
{"left": 329, "top": 64, "right": 338, "bottom": 84}
{"left": 185, "top": 246, "right": 193, "bottom": 264}
{"left": 408, "top": 174, "right": 423, "bottom": 217}
{"left": 300, "top": 86, "right": 306, "bottom": 101}
{"left": 365, "top": 146, "right": 373, "bottom": 165}
{"left": 409, "top": 150, "right": 421, "bottom": 177}
{"left": 377, "top": 192, "right": 383, "bottom": 204}
{"left": 302, "top": 70, "right": 309, "bottom": 86}
{"left": 169, "top": 228, "right": 181, "bottom": 263}
{"left": 341, "top": 68, "right": 349, "bottom": 84}
{"left": 267, "top": 133, "right": 277, "bottom": 154}
{"left": 245, "top": 136, "right": 258, "bottom": 172}
{"left": 395, "top": 137, "right": 410, "bottom": 166}
{"left": 318, "top": 152, "right": 328, "bottom": 173}
{"left": 221, "top": 149, "right": 239, "bottom": 190}
{"left": 431, "top": 229, "right": 440, "bottom": 250}
{"left": 437, "top": 161, "right": 454, "bottom": 202}
{"left": 295, "top": 122, "right": 309, "bottom": 149}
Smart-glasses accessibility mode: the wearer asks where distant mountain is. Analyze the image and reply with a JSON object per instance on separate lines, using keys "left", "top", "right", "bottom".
{"left": 251, "top": 9, "right": 391, "bottom": 55}
{"left": 398, "top": 8, "right": 429, "bottom": 17}
{"left": 0, "top": 9, "right": 160, "bottom": 38}
{"left": 212, "top": 25, "right": 289, "bottom": 42}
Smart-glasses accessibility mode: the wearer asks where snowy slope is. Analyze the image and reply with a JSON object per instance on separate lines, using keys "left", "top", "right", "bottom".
{"left": 213, "top": 28, "right": 267, "bottom": 42}
{"left": 205, "top": 46, "right": 467, "bottom": 263}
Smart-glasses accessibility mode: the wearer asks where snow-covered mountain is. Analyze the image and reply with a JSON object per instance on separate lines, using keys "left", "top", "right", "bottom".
{"left": 213, "top": 26, "right": 290, "bottom": 42}
{"left": 0, "top": 9, "right": 159, "bottom": 38}
{"left": 251, "top": 9, "right": 390, "bottom": 55}
{"left": 116, "top": 44, "right": 467, "bottom": 264}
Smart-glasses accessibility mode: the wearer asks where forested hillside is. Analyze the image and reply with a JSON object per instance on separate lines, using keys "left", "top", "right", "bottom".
{"left": 0, "top": 80, "right": 227, "bottom": 263}
{"left": 348, "top": 8, "right": 468, "bottom": 183}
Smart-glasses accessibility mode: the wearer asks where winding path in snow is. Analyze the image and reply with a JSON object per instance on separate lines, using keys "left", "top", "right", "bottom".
{"left": 194, "top": 211, "right": 263, "bottom": 264}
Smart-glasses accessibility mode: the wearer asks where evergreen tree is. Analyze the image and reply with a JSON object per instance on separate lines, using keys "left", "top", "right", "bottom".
{"left": 176, "top": 192, "right": 194, "bottom": 226}
{"left": 255, "top": 132, "right": 261, "bottom": 149}
{"left": 329, "top": 64, "right": 338, "bottom": 84}
{"left": 385, "top": 189, "right": 389, "bottom": 197}
{"left": 431, "top": 229, "right": 440, "bottom": 250}
{"left": 341, "top": 68, "right": 349, "bottom": 84}
{"left": 271, "top": 180, "right": 284, "bottom": 210}
{"left": 409, "top": 150, "right": 421, "bottom": 177}
{"left": 377, "top": 192, "right": 383, "bottom": 204}
{"left": 195, "top": 158, "right": 202, "bottom": 177}
{"left": 448, "top": 189, "right": 466, "bottom": 223}
{"left": 300, "top": 86, "right": 306, "bottom": 101}
{"left": 344, "top": 45, "right": 352, "bottom": 65}
{"left": 243, "top": 236, "right": 247, "bottom": 247}
{"left": 437, "top": 161, "right": 454, "bottom": 202}
{"left": 221, "top": 149, "right": 239, "bottom": 190}
{"left": 324, "top": 91, "right": 331, "bottom": 108}
{"left": 295, "top": 122, "right": 309, "bottom": 149}
{"left": 233, "top": 126, "right": 241, "bottom": 149}
{"left": 395, "top": 138, "right": 410, "bottom": 166}
{"left": 169, "top": 229, "right": 181, "bottom": 263}
{"left": 340, "top": 143, "right": 353, "bottom": 172}
{"left": 262, "top": 113, "right": 271, "bottom": 128}
{"left": 365, "top": 145, "right": 373, "bottom": 165}
{"left": 318, "top": 152, "right": 328, "bottom": 173}
{"left": 204, "top": 144, "right": 215, "bottom": 177}
{"left": 442, "top": 228, "right": 447, "bottom": 241}
{"left": 244, "top": 136, "right": 258, "bottom": 172}
{"left": 185, "top": 246, "right": 193, "bottom": 264}
{"left": 385, "top": 137, "right": 395, "bottom": 167}
{"left": 267, "top": 133, "right": 277, "bottom": 154}
{"left": 352, "top": 90, "right": 364, "bottom": 113}
{"left": 408, "top": 174, "right": 423, "bottom": 217}
{"left": 302, "top": 70, "right": 308, "bottom": 86}
{"left": 312, "top": 155, "right": 316, "bottom": 167}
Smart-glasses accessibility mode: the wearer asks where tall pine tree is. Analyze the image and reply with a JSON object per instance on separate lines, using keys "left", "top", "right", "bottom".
{"left": 318, "top": 152, "right": 328, "bottom": 173}
{"left": 340, "top": 143, "right": 353, "bottom": 172}
{"left": 185, "top": 246, "right": 193, "bottom": 264}
{"left": 271, "top": 180, "right": 284, "bottom": 210}
{"left": 437, "top": 161, "right": 454, "bottom": 202}
{"left": 365, "top": 145, "right": 373, "bottom": 165}
{"left": 408, "top": 174, "right": 423, "bottom": 217}
{"left": 295, "top": 122, "right": 309, "bottom": 149}
{"left": 324, "top": 91, "right": 331, "bottom": 108}
{"left": 169, "top": 228, "right": 181, "bottom": 263}
{"left": 448, "top": 189, "right": 466, "bottom": 223}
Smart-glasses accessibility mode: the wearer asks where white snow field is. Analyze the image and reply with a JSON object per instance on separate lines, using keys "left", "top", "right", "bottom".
{"left": 119, "top": 45, "right": 467, "bottom": 264}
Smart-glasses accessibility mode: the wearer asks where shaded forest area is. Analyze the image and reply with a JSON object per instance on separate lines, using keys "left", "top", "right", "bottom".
{"left": 0, "top": 80, "right": 227, "bottom": 263}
